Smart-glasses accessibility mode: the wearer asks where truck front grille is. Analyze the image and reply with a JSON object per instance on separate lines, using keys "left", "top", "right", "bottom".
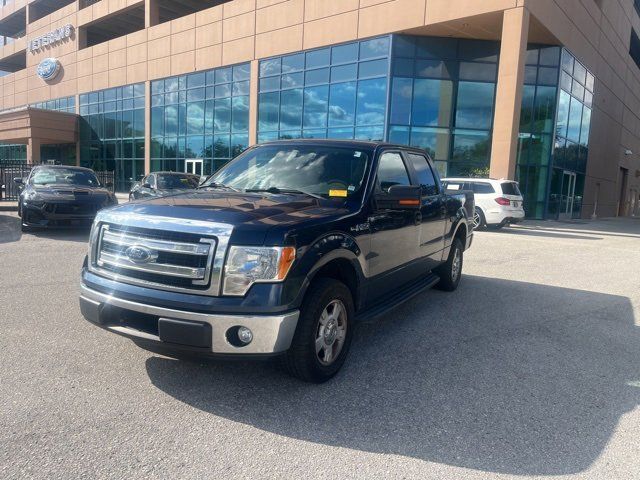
{"left": 95, "top": 223, "right": 216, "bottom": 292}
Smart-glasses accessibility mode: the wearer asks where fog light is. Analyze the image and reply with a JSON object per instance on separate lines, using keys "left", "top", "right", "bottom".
{"left": 237, "top": 326, "right": 253, "bottom": 344}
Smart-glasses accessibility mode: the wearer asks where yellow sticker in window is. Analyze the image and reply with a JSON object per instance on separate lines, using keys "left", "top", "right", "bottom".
{"left": 329, "top": 189, "right": 348, "bottom": 197}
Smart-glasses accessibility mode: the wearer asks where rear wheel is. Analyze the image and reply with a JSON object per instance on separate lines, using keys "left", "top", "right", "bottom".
{"left": 283, "top": 278, "right": 354, "bottom": 383}
{"left": 472, "top": 208, "right": 486, "bottom": 229}
{"left": 435, "top": 238, "right": 463, "bottom": 292}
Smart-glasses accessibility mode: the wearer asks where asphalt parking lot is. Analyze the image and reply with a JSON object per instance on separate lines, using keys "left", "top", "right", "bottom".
{"left": 1, "top": 212, "right": 639, "bottom": 480}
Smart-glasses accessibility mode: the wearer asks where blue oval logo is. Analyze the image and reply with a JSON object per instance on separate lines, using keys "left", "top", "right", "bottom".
{"left": 124, "top": 245, "right": 158, "bottom": 264}
{"left": 37, "top": 58, "right": 61, "bottom": 81}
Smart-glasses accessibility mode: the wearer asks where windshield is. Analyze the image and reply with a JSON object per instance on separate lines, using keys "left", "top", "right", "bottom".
{"left": 31, "top": 168, "right": 100, "bottom": 187}
{"left": 203, "top": 145, "right": 370, "bottom": 199}
{"left": 157, "top": 174, "right": 200, "bottom": 189}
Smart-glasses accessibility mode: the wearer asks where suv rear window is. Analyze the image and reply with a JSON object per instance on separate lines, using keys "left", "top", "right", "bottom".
{"left": 501, "top": 182, "right": 521, "bottom": 196}
{"left": 472, "top": 182, "right": 495, "bottom": 194}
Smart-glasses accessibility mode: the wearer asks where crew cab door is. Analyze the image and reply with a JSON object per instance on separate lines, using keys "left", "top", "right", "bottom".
{"left": 367, "top": 151, "right": 422, "bottom": 293}
{"left": 405, "top": 152, "right": 447, "bottom": 267}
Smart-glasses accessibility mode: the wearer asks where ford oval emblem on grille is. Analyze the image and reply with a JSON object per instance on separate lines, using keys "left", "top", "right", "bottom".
{"left": 124, "top": 245, "right": 158, "bottom": 264}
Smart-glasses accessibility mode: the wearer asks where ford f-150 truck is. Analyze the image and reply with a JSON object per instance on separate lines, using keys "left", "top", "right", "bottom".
{"left": 80, "top": 140, "right": 474, "bottom": 383}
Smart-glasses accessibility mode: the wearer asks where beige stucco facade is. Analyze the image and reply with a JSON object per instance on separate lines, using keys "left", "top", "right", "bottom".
{"left": 0, "top": 0, "right": 639, "bottom": 218}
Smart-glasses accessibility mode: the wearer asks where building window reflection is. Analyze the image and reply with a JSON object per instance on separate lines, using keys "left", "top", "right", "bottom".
{"left": 79, "top": 83, "right": 145, "bottom": 192}
{"left": 258, "top": 37, "right": 390, "bottom": 142}
{"left": 150, "top": 63, "right": 250, "bottom": 176}
{"left": 388, "top": 36, "right": 499, "bottom": 177}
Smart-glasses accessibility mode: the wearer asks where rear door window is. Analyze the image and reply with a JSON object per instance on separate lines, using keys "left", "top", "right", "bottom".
{"left": 406, "top": 153, "right": 439, "bottom": 196}
{"left": 472, "top": 182, "right": 495, "bottom": 194}
{"left": 501, "top": 182, "right": 521, "bottom": 196}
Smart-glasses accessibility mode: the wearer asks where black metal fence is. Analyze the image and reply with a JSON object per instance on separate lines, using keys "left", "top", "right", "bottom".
{"left": 0, "top": 162, "right": 116, "bottom": 201}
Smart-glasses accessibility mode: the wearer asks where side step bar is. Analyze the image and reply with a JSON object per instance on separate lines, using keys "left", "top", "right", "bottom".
{"left": 355, "top": 272, "right": 441, "bottom": 323}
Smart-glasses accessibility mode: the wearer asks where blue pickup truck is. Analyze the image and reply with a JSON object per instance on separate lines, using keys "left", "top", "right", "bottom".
{"left": 80, "top": 140, "right": 474, "bottom": 382}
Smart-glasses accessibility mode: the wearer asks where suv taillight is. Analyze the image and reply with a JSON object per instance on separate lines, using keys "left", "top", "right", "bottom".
{"left": 495, "top": 197, "right": 511, "bottom": 206}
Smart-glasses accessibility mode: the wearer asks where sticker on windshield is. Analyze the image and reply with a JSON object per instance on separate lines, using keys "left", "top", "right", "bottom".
{"left": 329, "top": 189, "right": 348, "bottom": 197}
{"left": 347, "top": 185, "right": 356, "bottom": 192}
{"left": 354, "top": 151, "right": 362, "bottom": 157}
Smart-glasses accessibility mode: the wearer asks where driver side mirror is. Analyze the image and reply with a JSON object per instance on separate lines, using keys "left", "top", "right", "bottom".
{"left": 142, "top": 182, "right": 152, "bottom": 189}
{"left": 376, "top": 185, "right": 421, "bottom": 210}
{"left": 13, "top": 178, "right": 24, "bottom": 186}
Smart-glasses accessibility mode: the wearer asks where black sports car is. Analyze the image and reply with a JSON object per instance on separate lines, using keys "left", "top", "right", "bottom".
{"left": 15, "top": 165, "right": 118, "bottom": 230}
{"left": 129, "top": 171, "right": 201, "bottom": 200}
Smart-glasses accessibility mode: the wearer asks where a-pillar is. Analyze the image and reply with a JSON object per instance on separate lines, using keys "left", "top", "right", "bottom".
{"left": 27, "top": 138, "right": 41, "bottom": 165}
{"left": 489, "top": 7, "right": 530, "bottom": 180}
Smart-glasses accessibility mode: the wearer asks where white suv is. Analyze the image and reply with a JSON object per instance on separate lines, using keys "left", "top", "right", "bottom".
{"left": 442, "top": 178, "right": 525, "bottom": 230}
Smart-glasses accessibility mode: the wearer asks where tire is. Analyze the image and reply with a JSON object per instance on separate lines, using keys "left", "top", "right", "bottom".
{"left": 473, "top": 208, "right": 486, "bottom": 229}
{"left": 435, "top": 238, "right": 464, "bottom": 292}
{"left": 283, "top": 277, "right": 354, "bottom": 383}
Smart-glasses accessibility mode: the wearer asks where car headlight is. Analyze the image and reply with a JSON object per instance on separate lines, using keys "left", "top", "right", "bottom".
{"left": 223, "top": 246, "right": 296, "bottom": 296}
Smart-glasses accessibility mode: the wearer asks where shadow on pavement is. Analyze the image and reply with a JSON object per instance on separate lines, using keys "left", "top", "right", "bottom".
{"left": 0, "top": 214, "right": 21, "bottom": 244}
{"left": 495, "top": 228, "right": 602, "bottom": 241}
{"left": 145, "top": 275, "right": 639, "bottom": 476}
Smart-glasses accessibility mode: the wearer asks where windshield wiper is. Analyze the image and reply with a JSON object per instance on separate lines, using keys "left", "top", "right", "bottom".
{"left": 245, "top": 187, "right": 323, "bottom": 200}
{"left": 198, "top": 182, "right": 238, "bottom": 192}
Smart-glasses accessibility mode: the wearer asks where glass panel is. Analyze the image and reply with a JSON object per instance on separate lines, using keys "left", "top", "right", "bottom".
{"left": 457, "top": 40, "right": 499, "bottom": 62}
{"left": 567, "top": 96, "right": 583, "bottom": 142}
{"left": 580, "top": 106, "right": 591, "bottom": 146}
{"left": 539, "top": 46, "right": 561, "bottom": 66}
{"left": 231, "top": 96, "right": 249, "bottom": 132}
{"left": 328, "top": 82, "right": 357, "bottom": 127}
{"left": 260, "top": 58, "right": 281, "bottom": 77}
{"left": 359, "top": 37, "right": 389, "bottom": 59}
{"left": 281, "top": 72, "right": 303, "bottom": 89}
{"left": 520, "top": 85, "right": 535, "bottom": 132}
{"left": 458, "top": 62, "right": 497, "bottom": 82}
{"left": 306, "top": 48, "right": 330, "bottom": 68}
{"left": 359, "top": 58, "right": 388, "bottom": 78}
{"left": 305, "top": 68, "right": 330, "bottom": 85}
{"left": 455, "top": 82, "right": 495, "bottom": 130}
{"left": 410, "top": 127, "right": 450, "bottom": 161}
{"left": 556, "top": 90, "right": 571, "bottom": 138}
{"left": 390, "top": 77, "right": 413, "bottom": 125}
{"left": 260, "top": 76, "right": 280, "bottom": 92}
{"left": 233, "top": 80, "right": 250, "bottom": 96}
{"left": 331, "top": 63, "right": 357, "bottom": 82}
{"left": 377, "top": 152, "right": 410, "bottom": 191}
{"left": 215, "top": 67, "right": 232, "bottom": 84}
{"left": 561, "top": 50, "right": 574, "bottom": 74}
{"left": 586, "top": 73, "right": 595, "bottom": 92}
{"left": 279, "top": 88, "right": 303, "bottom": 130}
{"left": 524, "top": 66, "right": 538, "bottom": 84}
{"left": 188, "top": 72, "right": 206, "bottom": 88}
{"left": 450, "top": 129, "right": 491, "bottom": 176}
{"left": 332, "top": 43, "right": 358, "bottom": 64}
{"left": 532, "top": 86, "right": 557, "bottom": 133}
{"left": 214, "top": 98, "right": 231, "bottom": 133}
{"left": 573, "top": 61, "right": 587, "bottom": 85}
{"left": 412, "top": 79, "right": 453, "bottom": 127}
{"left": 414, "top": 37, "right": 457, "bottom": 59}
{"left": 356, "top": 78, "right": 387, "bottom": 126}
{"left": 537, "top": 67, "right": 558, "bottom": 86}
{"left": 282, "top": 53, "right": 305, "bottom": 73}
{"left": 388, "top": 125, "right": 410, "bottom": 146}
{"left": 393, "top": 58, "right": 414, "bottom": 76}
{"left": 355, "top": 125, "right": 384, "bottom": 141}
{"left": 415, "top": 59, "right": 454, "bottom": 79}
{"left": 303, "top": 85, "right": 329, "bottom": 128}
{"left": 233, "top": 63, "right": 251, "bottom": 81}
{"left": 258, "top": 92, "right": 280, "bottom": 131}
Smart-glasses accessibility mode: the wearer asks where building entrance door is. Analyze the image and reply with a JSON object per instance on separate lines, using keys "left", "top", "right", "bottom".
{"left": 185, "top": 159, "right": 203, "bottom": 177}
{"left": 559, "top": 171, "right": 577, "bottom": 219}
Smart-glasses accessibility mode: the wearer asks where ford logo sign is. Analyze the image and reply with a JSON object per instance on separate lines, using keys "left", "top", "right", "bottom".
{"left": 124, "top": 245, "right": 158, "bottom": 264}
{"left": 37, "top": 58, "right": 61, "bottom": 81}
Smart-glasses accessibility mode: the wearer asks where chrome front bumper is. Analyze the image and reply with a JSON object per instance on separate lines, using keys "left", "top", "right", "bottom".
{"left": 79, "top": 284, "right": 300, "bottom": 355}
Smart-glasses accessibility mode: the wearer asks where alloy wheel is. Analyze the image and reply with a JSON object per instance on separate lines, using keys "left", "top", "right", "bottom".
{"left": 315, "top": 299, "right": 347, "bottom": 366}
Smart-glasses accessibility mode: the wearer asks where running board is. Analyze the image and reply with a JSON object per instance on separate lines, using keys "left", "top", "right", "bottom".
{"left": 355, "top": 272, "right": 441, "bottom": 323}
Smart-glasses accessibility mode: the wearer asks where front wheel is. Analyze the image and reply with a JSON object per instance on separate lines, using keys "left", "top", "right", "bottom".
{"left": 283, "top": 278, "right": 354, "bottom": 383}
{"left": 473, "top": 208, "right": 486, "bottom": 229}
{"left": 435, "top": 238, "right": 463, "bottom": 291}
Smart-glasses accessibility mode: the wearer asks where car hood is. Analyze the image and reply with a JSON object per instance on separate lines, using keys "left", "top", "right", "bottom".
{"left": 104, "top": 190, "right": 354, "bottom": 244}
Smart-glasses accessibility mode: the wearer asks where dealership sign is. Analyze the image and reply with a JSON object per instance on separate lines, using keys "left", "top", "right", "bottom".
{"left": 29, "top": 24, "right": 73, "bottom": 53}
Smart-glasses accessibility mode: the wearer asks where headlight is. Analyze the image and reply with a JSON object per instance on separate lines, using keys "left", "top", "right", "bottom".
{"left": 223, "top": 246, "right": 296, "bottom": 296}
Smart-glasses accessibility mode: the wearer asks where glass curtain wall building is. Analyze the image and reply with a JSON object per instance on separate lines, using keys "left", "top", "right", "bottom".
{"left": 79, "top": 83, "right": 146, "bottom": 192}
{"left": 150, "top": 63, "right": 250, "bottom": 175}
{"left": 0, "top": 144, "right": 26, "bottom": 163}
{"left": 30, "top": 96, "right": 76, "bottom": 114}
{"left": 516, "top": 46, "right": 593, "bottom": 219}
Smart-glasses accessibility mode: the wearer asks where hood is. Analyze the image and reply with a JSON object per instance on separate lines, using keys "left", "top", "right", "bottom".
{"left": 108, "top": 190, "right": 354, "bottom": 244}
